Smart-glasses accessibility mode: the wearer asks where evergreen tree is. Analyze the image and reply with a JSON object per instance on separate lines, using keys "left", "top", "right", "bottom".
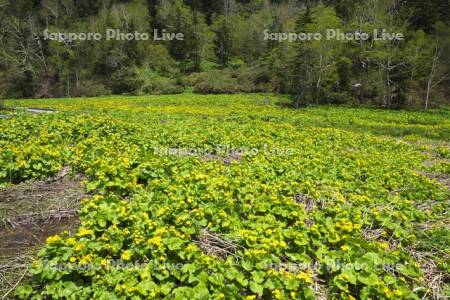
{"left": 212, "top": 16, "right": 233, "bottom": 67}
{"left": 290, "top": 5, "right": 314, "bottom": 106}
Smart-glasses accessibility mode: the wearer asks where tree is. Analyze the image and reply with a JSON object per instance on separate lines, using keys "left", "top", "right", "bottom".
{"left": 156, "top": 0, "right": 212, "bottom": 72}
{"left": 402, "top": 0, "right": 450, "bottom": 33}
{"left": 358, "top": 0, "right": 409, "bottom": 108}
{"left": 289, "top": 5, "right": 344, "bottom": 106}
{"left": 0, "top": 14, "right": 48, "bottom": 97}
{"left": 424, "top": 22, "right": 450, "bottom": 109}
{"left": 307, "top": 5, "right": 343, "bottom": 104}
{"left": 212, "top": 15, "right": 233, "bottom": 67}
{"left": 185, "top": 7, "right": 214, "bottom": 72}
{"left": 289, "top": 5, "right": 313, "bottom": 106}
{"left": 323, "top": 0, "right": 364, "bottom": 20}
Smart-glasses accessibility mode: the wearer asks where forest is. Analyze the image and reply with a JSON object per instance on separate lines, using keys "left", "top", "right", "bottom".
{"left": 1, "top": 0, "right": 449, "bottom": 109}
{"left": 1, "top": 1, "right": 450, "bottom": 299}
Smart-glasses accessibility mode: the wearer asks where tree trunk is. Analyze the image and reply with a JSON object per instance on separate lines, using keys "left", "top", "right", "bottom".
{"left": 425, "top": 44, "right": 439, "bottom": 110}
{"left": 386, "top": 68, "right": 392, "bottom": 109}
{"left": 316, "top": 75, "right": 321, "bottom": 105}
{"left": 425, "top": 77, "right": 432, "bottom": 110}
{"left": 66, "top": 75, "right": 70, "bottom": 97}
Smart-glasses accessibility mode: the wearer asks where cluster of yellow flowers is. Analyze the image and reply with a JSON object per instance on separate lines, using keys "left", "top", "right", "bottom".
{"left": 76, "top": 227, "right": 94, "bottom": 237}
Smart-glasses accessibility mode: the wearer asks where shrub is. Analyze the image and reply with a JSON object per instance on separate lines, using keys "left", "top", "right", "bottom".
{"left": 141, "top": 78, "right": 184, "bottom": 95}
{"left": 73, "top": 81, "right": 111, "bottom": 97}
{"left": 192, "top": 71, "right": 242, "bottom": 94}
{"left": 184, "top": 67, "right": 272, "bottom": 94}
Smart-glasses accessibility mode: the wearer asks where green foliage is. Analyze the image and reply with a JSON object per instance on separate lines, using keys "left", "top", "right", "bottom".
{"left": 140, "top": 78, "right": 184, "bottom": 95}
{"left": 187, "top": 68, "right": 265, "bottom": 94}
{"left": 192, "top": 70, "right": 243, "bottom": 94}
{"left": 212, "top": 15, "right": 233, "bottom": 67}
{"left": 0, "top": 0, "right": 448, "bottom": 107}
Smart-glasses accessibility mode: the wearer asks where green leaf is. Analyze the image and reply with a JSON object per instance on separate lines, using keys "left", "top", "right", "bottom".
{"left": 235, "top": 272, "right": 248, "bottom": 286}
{"left": 181, "top": 263, "right": 197, "bottom": 274}
{"left": 16, "top": 285, "right": 33, "bottom": 299}
{"left": 284, "top": 277, "right": 301, "bottom": 290}
{"left": 98, "top": 218, "right": 107, "bottom": 228}
{"left": 242, "top": 260, "right": 253, "bottom": 271}
{"left": 358, "top": 273, "right": 379, "bottom": 286}
{"left": 192, "top": 283, "right": 210, "bottom": 299}
{"left": 173, "top": 287, "right": 194, "bottom": 300}
{"left": 251, "top": 271, "right": 266, "bottom": 284}
{"left": 136, "top": 280, "right": 156, "bottom": 295}
{"left": 167, "top": 237, "right": 184, "bottom": 251}
{"left": 396, "top": 263, "right": 421, "bottom": 277}
{"left": 383, "top": 274, "right": 396, "bottom": 285}
{"left": 249, "top": 281, "right": 264, "bottom": 296}
{"left": 303, "top": 287, "right": 316, "bottom": 300}
{"left": 209, "top": 273, "right": 225, "bottom": 286}
{"left": 342, "top": 269, "right": 357, "bottom": 285}
{"left": 160, "top": 283, "right": 173, "bottom": 295}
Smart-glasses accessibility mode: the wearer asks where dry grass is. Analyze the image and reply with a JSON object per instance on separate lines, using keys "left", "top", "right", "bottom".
{"left": 406, "top": 248, "right": 449, "bottom": 300}
{"left": 0, "top": 249, "right": 34, "bottom": 299}
{"left": 293, "top": 194, "right": 317, "bottom": 213}
{"left": 312, "top": 282, "right": 328, "bottom": 300}
{"left": 195, "top": 228, "right": 242, "bottom": 260}
{"left": 200, "top": 153, "right": 243, "bottom": 165}
{"left": 293, "top": 194, "right": 327, "bottom": 228}
{"left": 0, "top": 169, "right": 88, "bottom": 297}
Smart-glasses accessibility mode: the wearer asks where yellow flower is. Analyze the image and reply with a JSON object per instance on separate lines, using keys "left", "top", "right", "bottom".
{"left": 341, "top": 245, "right": 351, "bottom": 251}
{"left": 46, "top": 235, "right": 61, "bottom": 244}
{"left": 340, "top": 221, "right": 354, "bottom": 232}
{"left": 79, "top": 254, "right": 93, "bottom": 265}
{"left": 119, "top": 207, "right": 127, "bottom": 217}
{"left": 121, "top": 250, "right": 132, "bottom": 261}
{"left": 148, "top": 236, "right": 163, "bottom": 247}
{"left": 186, "top": 244, "right": 197, "bottom": 252}
{"left": 154, "top": 227, "right": 168, "bottom": 235}
{"left": 77, "top": 227, "right": 94, "bottom": 237}
{"left": 290, "top": 291, "right": 297, "bottom": 299}
{"left": 380, "top": 242, "right": 389, "bottom": 250}
{"left": 245, "top": 296, "right": 256, "bottom": 300}
{"left": 246, "top": 249, "right": 267, "bottom": 256}
{"left": 383, "top": 287, "right": 393, "bottom": 298}
{"left": 74, "top": 242, "right": 85, "bottom": 251}
{"left": 66, "top": 237, "right": 77, "bottom": 246}
{"left": 140, "top": 269, "right": 150, "bottom": 279}
{"left": 296, "top": 271, "right": 314, "bottom": 284}
{"left": 69, "top": 256, "right": 77, "bottom": 263}
{"left": 92, "top": 195, "right": 104, "bottom": 202}
{"left": 101, "top": 259, "right": 108, "bottom": 267}
{"left": 273, "top": 289, "right": 282, "bottom": 300}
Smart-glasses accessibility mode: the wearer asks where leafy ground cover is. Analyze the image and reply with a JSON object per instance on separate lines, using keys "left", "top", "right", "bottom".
{"left": 1, "top": 94, "right": 449, "bottom": 299}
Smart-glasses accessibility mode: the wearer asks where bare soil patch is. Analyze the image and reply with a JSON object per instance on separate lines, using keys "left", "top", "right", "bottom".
{"left": 0, "top": 171, "right": 88, "bottom": 297}
{"left": 419, "top": 171, "right": 450, "bottom": 191}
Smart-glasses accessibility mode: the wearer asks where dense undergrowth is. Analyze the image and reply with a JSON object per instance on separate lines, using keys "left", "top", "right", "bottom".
{"left": 1, "top": 94, "right": 449, "bottom": 299}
